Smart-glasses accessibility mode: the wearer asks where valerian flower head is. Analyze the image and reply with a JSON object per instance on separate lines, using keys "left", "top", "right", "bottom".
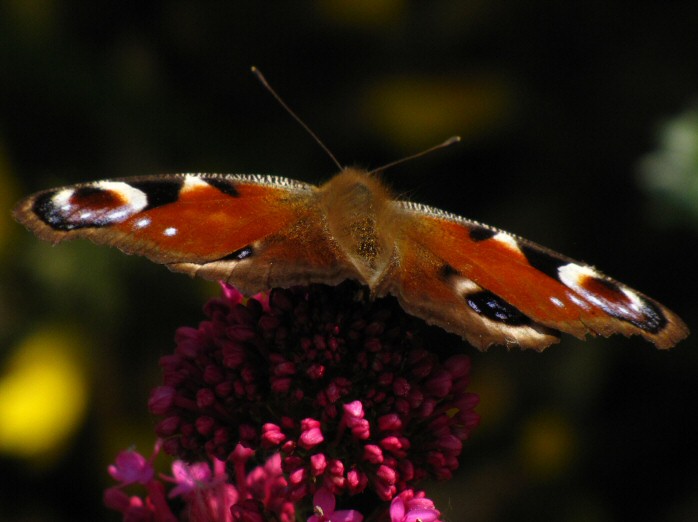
{"left": 150, "top": 282, "right": 479, "bottom": 502}
{"left": 107, "top": 282, "right": 479, "bottom": 519}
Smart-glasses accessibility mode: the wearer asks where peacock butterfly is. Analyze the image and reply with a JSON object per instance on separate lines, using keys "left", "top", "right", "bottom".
{"left": 12, "top": 165, "right": 688, "bottom": 351}
{"left": 12, "top": 68, "right": 689, "bottom": 351}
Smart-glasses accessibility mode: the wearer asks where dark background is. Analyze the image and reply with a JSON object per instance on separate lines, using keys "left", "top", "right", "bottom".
{"left": 1, "top": 2, "right": 697, "bottom": 521}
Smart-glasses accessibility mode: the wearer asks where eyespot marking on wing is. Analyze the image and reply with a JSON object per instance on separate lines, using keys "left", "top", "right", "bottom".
{"left": 558, "top": 263, "right": 607, "bottom": 297}
{"left": 465, "top": 290, "right": 532, "bottom": 326}
{"left": 33, "top": 181, "right": 149, "bottom": 231}
{"left": 558, "top": 263, "right": 668, "bottom": 333}
{"left": 618, "top": 291, "right": 666, "bottom": 334}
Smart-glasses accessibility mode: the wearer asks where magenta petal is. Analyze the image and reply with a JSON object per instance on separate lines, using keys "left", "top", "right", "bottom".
{"left": 219, "top": 282, "right": 244, "bottom": 304}
{"left": 168, "top": 461, "right": 213, "bottom": 497}
{"left": 343, "top": 400, "right": 364, "bottom": 417}
{"left": 332, "top": 509, "right": 364, "bottom": 522}
{"left": 103, "top": 487, "right": 131, "bottom": 511}
{"left": 389, "top": 497, "right": 406, "bottom": 521}
{"left": 108, "top": 450, "right": 154, "bottom": 485}
{"left": 300, "top": 427, "right": 325, "bottom": 449}
{"left": 313, "top": 487, "right": 336, "bottom": 513}
{"left": 405, "top": 509, "right": 439, "bottom": 522}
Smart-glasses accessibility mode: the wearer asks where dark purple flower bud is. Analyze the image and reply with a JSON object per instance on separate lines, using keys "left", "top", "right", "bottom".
{"left": 195, "top": 416, "right": 215, "bottom": 436}
{"left": 148, "top": 386, "right": 175, "bottom": 415}
{"left": 424, "top": 369, "right": 452, "bottom": 398}
{"left": 306, "top": 363, "right": 326, "bottom": 379}
{"left": 196, "top": 388, "right": 216, "bottom": 409}
{"left": 155, "top": 416, "right": 180, "bottom": 437}
{"left": 377, "top": 413, "right": 403, "bottom": 432}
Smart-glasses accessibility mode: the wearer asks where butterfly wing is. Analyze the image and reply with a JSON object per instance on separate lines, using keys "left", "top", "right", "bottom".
{"left": 13, "top": 174, "right": 359, "bottom": 295}
{"left": 385, "top": 201, "right": 688, "bottom": 350}
{"left": 14, "top": 172, "right": 688, "bottom": 350}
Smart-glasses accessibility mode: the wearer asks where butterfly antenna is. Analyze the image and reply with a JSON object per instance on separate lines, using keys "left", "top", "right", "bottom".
{"left": 251, "top": 66, "right": 343, "bottom": 171}
{"left": 369, "top": 136, "right": 461, "bottom": 175}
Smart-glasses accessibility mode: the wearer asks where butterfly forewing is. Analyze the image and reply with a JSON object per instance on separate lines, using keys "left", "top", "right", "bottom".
{"left": 14, "top": 174, "right": 352, "bottom": 295}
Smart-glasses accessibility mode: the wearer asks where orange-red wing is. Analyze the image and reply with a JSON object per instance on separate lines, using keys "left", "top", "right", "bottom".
{"left": 389, "top": 201, "right": 688, "bottom": 350}
{"left": 13, "top": 174, "right": 356, "bottom": 294}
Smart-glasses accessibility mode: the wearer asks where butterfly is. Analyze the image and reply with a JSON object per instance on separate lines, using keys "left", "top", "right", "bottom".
{"left": 12, "top": 166, "right": 688, "bottom": 351}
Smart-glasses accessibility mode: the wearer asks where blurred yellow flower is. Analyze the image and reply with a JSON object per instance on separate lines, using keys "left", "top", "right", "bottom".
{"left": 0, "top": 327, "right": 89, "bottom": 462}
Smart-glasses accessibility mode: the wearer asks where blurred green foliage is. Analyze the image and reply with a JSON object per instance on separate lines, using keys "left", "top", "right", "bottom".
{"left": 1, "top": 1, "right": 697, "bottom": 521}
{"left": 639, "top": 105, "right": 698, "bottom": 226}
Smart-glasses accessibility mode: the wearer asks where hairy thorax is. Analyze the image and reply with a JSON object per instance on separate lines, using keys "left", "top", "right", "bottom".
{"left": 318, "top": 168, "right": 396, "bottom": 287}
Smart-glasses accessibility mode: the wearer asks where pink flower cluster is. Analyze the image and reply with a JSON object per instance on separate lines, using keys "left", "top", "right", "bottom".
{"left": 106, "top": 282, "right": 479, "bottom": 520}
{"left": 105, "top": 441, "right": 294, "bottom": 521}
{"left": 105, "top": 441, "right": 440, "bottom": 521}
